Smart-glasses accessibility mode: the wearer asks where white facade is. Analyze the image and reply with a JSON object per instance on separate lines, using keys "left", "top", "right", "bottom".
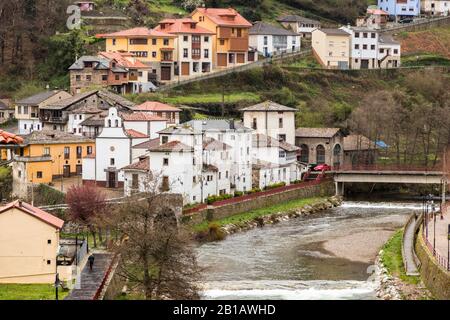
{"left": 249, "top": 34, "right": 301, "bottom": 57}
{"left": 68, "top": 113, "right": 89, "bottom": 135}
{"left": 18, "top": 119, "right": 43, "bottom": 135}
{"left": 422, "top": 0, "right": 450, "bottom": 15}
{"left": 175, "top": 34, "right": 214, "bottom": 77}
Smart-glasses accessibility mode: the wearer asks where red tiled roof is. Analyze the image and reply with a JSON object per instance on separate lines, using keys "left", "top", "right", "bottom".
{"left": 367, "top": 8, "right": 389, "bottom": 15}
{"left": 122, "top": 157, "right": 150, "bottom": 171}
{"left": 125, "top": 129, "right": 148, "bottom": 138}
{"left": 133, "top": 138, "right": 160, "bottom": 149}
{"left": 121, "top": 112, "right": 167, "bottom": 122}
{"left": 155, "top": 18, "right": 215, "bottom": 35}
{"left": 0, "top": 130, "right": 24, "bottom": 145}
{"left": 99, "top": 51, "right": 149, "bottom": 69}
{"left": 97, "top": 27, "right": 176, "bottom": 38}
{"left": 192, "top": 8, "right": 252, "bottom": 27}
{"left": 133, "top": 101, "right": 181, "bottom": 112}
{"left": 0, "top": 200, "right": 64, "bottom": 229}
{"left": 148, "top": 140, "right": 193, "bottom": 152}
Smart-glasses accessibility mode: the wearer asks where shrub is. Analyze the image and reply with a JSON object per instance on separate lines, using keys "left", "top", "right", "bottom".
{"left": 264, "top": 182, "right": 286, "bottom": 191}
{"left": 246, "top": 188, "right": 261, "bottom": 195}
{"left": 234, "top": 191, "right": 244, "bottom": 197}
{"left": 206, "top": 194, "right": 233, "bottom": 205}
{"left": 207, "top": 223, "right": 226, "bottom": 241}
{"left": 32, "top": 184, "right": 66, "bottom": 206}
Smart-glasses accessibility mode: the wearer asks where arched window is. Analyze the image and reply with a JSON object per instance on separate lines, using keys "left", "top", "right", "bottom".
{"left": 316, "top": 145, "right": 325, "bottom": 164}
{"left": 108, "top": 119, "right": 112, "bottom": 127}
{"left": 115, "top": 119, "right": 119, "bottom": 127}
{"left": 300, "top": 144, "right": 309, "bottom": 163}
{"left": 333, "top": 144, "right": 342, "bottom": 167}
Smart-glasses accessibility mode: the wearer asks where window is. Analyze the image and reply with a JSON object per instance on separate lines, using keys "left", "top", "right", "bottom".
{"left": 87, "top": 146, "right": 93, "bottom": 155}
{"left": 193, "top": 62, "right": 199, "bottom": 72}
{"left": 47, "top": 239, "right": 51, "bottom": 244}
{"left": 86, "top": 75, "right": 91, "bottom": 82}
{"left": 279, "top": 118, "right": 283, "bottom": 128}
{"left": 163, "top": 38, "right": 169, "bottom": 46}
{"left": 43, "top": 147, "right": 50, "bottom": 156}
{"left": 363, "top": 44, "right": 367, "bottom": 50}
{"left": 161, "top": 136, "right": 168, "bottom": 144}
{"left": 370, "top": 45, "right": 375, "bottom": 50}
{"left": 101, "top": 74, "right": 107, "bottom": 81}
{"left": 23, "top": 106, "right": 28, "bottom": 114}
{"left": 163, "top": 158, "right": 169, "bottom": 166}
{"left": 183, "top": 48, "right": 188, "bottom": 58}
{"left": 355, "top": 32, "right": 359, "bottom": 38}
{"left": 132, "top": 174, "right": 139, "bottom": 189}
{"left": 76, "top": 75, "right": 81, "bottom": 82}
{"left": 300, "top": 144, "right": 309, "bottom": 163}
{"left": 204, "top": 49, "right": 209, "bottom": 58}
{"left": 394, "top": 49, "right": 398, "bottom": 54}
{"left": 278, "top": 134, "right": 286, "bottom": 142}
{"left": 64, "top": 147, "right": 70, "bottom": 159}
{"left": 252, "top": 118, "right": 257, "bottom": 130}
{"left": 264, "top": 36, "right": 268, "bottom": 45}
{"left": 76, "top": 146, "right": 82, "bottom": 159}
{"left": 152, "top": 39, "right": 157, "bottom": 45}
{"left": 316, "top": 145, "right": 326, "bottom": 164}
{"left": 355, "top": 44, "right": 359, "bottom": 49}
{"left": 371, "top": 33, "right": 376, "bottom": 38}
{"left": 110, "top": 158, "right": 115, "bottom": 166}
{"left": 112, "top": 39, "right": 116, "bottom": 45}
{"left": 37, "top": 171, "right": 43, "bottom": 179}
{"left": 152, "top": 51, "right": 157, "bottom": 58}
{"left": 220, "top": 39, "right": 225, "bottom": 46}
{"left": 183, "top": 35, "right": 188, "bottom": 42}
{"left": 130, "top": 38, "right": 148, "bottom": 45}
{"left": 24, "top": 124, "right": 27, "bottom": 130}
{"left": 363, "top": 32, "right": 368, "bottom": 38}
{"left": 115, "top": 75, "right": 120, "bottom": 81}
{"left": 47, "top": 260, "right": 51, "bottom": 265}
{"left": 161, "top": 176, "right": 170, "bottom": 191}
{"left": 18, "top": 170, "right": 21, "bottom": 178}
{"left": 204, "top": 36, "right": 209, "bottom": 42}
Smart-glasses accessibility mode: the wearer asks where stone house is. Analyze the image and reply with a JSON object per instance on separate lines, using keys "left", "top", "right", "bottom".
{"left": 295, "top": 128, "right": 345, "bottom": 167}
{"left": 343, "top": 134, "right": 379, "bottom": 166}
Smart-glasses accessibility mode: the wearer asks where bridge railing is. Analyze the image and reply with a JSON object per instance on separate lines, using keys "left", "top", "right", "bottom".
{"left": 332, "top": 164, "right": 442, "bottom": 172}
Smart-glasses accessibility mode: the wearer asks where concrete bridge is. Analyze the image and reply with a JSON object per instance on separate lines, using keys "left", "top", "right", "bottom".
{"left": 332, "top": 165, "right": 447, "bottom": 199}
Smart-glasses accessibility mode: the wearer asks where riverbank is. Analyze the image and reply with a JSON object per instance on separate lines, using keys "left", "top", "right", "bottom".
{"left": 193, "top": 196, "right": 342, "bottom": 242}
{"left": 375, "top": 229, "right": 432, "bottom": 300}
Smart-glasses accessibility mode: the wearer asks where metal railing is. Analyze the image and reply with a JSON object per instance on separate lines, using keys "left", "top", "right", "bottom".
{"left": 422, "top": 204, "right": 449, "bottom": 272}
{"left": 333, "top": 164, "right": 443, "bottom": 172}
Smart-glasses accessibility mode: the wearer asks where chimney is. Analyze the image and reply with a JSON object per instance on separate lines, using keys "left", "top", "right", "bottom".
{"left": 18, "top": 200, "right": 22, "bottom": 207}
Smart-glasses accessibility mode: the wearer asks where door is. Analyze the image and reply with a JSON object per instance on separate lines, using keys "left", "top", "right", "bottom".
{"left": 108, "top": 171, "right": 116, "bottom": 188}
{"left": 160, "top": 66, "right": 172, "bottom": 81}
{"left": 181, "top": 62, "right": 190, "bottom": 76}
{"left": 76, "top": 164, "right": 82, "bottom": 175}
{"left": 361, "top": 59, "right": 369, "bottom": 69}
{"left": 248, "top": 51, "right": 255, "bottom": 62}
{"left": 63, "top": 165, "right": 71, "bottom": 178}
{"left": 217, "top": 53, "right": 227, "bottom": 67}
{"left": 237, "top": 53, "right": 245, "bottom": 64}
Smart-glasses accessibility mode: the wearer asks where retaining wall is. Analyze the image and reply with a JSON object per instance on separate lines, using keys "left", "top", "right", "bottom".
{"left": 415, "top": 230, "right": 450, "bottom": 299}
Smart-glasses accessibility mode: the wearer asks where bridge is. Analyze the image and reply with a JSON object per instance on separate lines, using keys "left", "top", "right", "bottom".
{"left": 332, "top": 165, "right": 447, "bottom": 200}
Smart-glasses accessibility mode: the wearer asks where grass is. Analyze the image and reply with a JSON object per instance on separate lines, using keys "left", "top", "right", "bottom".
{"left": 161, "top": 92, "right": 261, "bottom": 105}
{"left": 288, "top": 55, "right": 321, "bottom": 68}
{"left": 401, "top": 53, "right": 450, "bottom": 67}
{"left": 193, "top": 196, "right": 326, "bottom": 232}
{"left": 0, "top": 283, "right": 69, "bottom": 300}
{"left": 380, "top": 229, "right": 421, "bottom": 285}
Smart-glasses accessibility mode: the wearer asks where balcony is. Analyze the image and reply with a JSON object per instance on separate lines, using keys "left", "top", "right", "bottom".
{"left": 191, "top": 41, "right": 201, "bottom": 49}
{"left": 192, "top": 54, "right": 201, "bottom": 60}
{"left": 229, "top": 37, "right": 249, "bottom": 51}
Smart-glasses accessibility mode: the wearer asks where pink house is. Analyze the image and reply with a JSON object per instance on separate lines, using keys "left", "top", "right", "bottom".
{"left": 74, "top": 1, "right": 95, "bottom": 12}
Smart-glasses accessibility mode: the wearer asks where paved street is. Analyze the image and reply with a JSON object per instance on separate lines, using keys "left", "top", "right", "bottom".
{"left": 425, "top": 209, "right": 450, "bottom": 269}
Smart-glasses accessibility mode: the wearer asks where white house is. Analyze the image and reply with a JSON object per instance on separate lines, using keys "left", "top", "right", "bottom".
{"left": 249, "top": 21, "right": 301, "bottom": 57}
{"left": 340, "top": 26, "right": 401, "bottom": 69}
{"left": 241, "top": 101, "right": 297, "bottom": 145}
{"left": 422, "top": 0, "right": 450, "bottom": 15}
{"left": 82, "top": 107, "right": 150, "bottom": 188}
{"left": 277, "top": 15, "right": 322, "bottom": 38}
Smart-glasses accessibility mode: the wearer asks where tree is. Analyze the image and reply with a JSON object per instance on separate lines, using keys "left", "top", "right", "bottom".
{"left": 108, "top": 192, "right": 201, "bottom": 300}
{"left": 0, "top": 166, "right": 12, "bottom": 201}
{"left": 66, "top": 184, "right": 107, "bottom": 247}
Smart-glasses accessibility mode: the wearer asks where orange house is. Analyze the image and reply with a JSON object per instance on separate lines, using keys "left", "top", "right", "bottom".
{"left": 190, "top": 8, "right": 256, "bottom": 68}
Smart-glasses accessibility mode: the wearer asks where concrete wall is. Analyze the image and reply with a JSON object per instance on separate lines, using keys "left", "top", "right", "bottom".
{"left": 186, "top": 181, "right": 335, "bottom": 224}
{"left": 415, "top": 231, "right": 450, "bottom": 299}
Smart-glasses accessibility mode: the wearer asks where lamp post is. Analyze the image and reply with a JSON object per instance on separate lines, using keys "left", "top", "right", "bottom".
{"left": 54, "top": 273, "right": 60, "bottom": 301}
{"left": 432, "top": 201, "right": 436, "bottom": 256}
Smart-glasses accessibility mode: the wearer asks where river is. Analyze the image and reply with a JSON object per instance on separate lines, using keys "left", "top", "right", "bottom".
{"left": 196, "top": 201, "right": 422, "bottom": 300}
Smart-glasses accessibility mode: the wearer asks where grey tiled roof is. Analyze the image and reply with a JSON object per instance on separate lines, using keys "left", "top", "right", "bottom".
{"left": 319, "top": 28, "right": 350, "bottom": 36}
{"left": 16, "top": 90, "right": 68, "bottom": 106}
{"left": 21, "top": 130, "right": 94, "bottom": 145}
{"left": 249, "top": 21, "right": 298, "bottom": 36}
{"left": 277, "top": 15, "right": 321, "bottom": 25}
{"left": 69, "top": 56, "right": 111, "bottom": 71}
{"left": 184, "top": 119, "right": 252, "bottom": 132}
{"left": 296, "top": 127, "right": 342, "bottom": 138}
{"left": 379, "top": 34, "right": 400, "bottom": 45}
{"left": 241, "top": 101, "right": 297, "bottom": 112}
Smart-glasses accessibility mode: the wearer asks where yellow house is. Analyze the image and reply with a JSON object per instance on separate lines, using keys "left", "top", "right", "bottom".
{"left": 190, "top": 7, "right": 255, "bottom": 68}
{"left": 311, "top": 28, "right": 351, "bottom": 69}
{"left": 0, "top": 200, "right": 64, "bottom": 283}
{"left": 12, "top": 130, "right": 95, "bottom": 198}
{"left": 98, "top": 27, "right": 177, "bottom": 82}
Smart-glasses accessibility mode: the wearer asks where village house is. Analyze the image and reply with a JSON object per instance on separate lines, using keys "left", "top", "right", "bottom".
{"left": 357, "top": 8, "right": 390, "bottom": 29}
{"left": 132, "top": 101, "right": 182, "bottom": 125}
{"left": 377, "top": 0, "right": 421, "bottom": 20}
{"left": 311, "top": 28, "right": 351, "bottom": 69}
{"left": 98, "top": 27, "right": 178, "bottom": 82}
{"left": 295, "top": 128, "right": 345, "bottom": 167}
{"left": 422, "top": 0, "right": 450, "bottom": 15}
{"left": 82, "top": 107, "right": 163, "bottom": 188}
{"left": 39, "top": 90, "right": 135, "bottom": 135}
{"left": 11, "top": 130, "right": 95, "bottom": 198}
{"left": 343, "top": 134, "right": 379, "bottom": 166}
{"left": 249, "top": 21, "right": 301, "bottom": 57}
{"left": 15, "top": 90, "right": 72, "bottom": 134}
{"left": 277, "top": 15, "right": 322, "bottom": 38}
{"left": 241, "top": 101, "right": 297, "bottom": 145}
{"left": 190, "top": 7, "right": 257, "bottom": 68}
{"left": 154, "top": 18, "right": 215, "bottom": 78}
{"left": 340, "top": 26, "right": 401, "bottom": 69}
{"left": 0, "top": 130, "right": 23, "bottom": 161}
{"left": 0, "top": 99, "right": 14, "bottom": 124}
{"left": 0, "top": 200, "right": 64, "bottom": 284}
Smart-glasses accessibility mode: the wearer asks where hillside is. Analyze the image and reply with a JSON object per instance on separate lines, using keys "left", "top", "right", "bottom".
{"left": 397, "top": 27, "right": 450, "bottom": 58}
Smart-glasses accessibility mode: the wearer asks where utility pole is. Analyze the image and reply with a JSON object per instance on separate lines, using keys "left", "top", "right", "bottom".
{"left": 30, "top": 173, "right": 34, "bottom": 207}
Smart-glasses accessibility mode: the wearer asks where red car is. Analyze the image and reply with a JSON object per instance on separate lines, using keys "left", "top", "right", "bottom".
{"left": 314, "top": 164, "right": 331, "bottom": 172}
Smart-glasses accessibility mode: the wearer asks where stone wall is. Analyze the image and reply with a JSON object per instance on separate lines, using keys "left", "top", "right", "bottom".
{"left": 415, "top": 231, "right": 450, "bottom": 299}
{"left": 186, "top": 181, "right": 335, "bottom": 224}
{"left": 381, "top": 16, "right": 450, "bottom": 34}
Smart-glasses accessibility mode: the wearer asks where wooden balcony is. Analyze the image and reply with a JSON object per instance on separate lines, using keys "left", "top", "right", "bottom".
{"left": 218, "top": 27, "right": 232, "bottom": 39}
{"left": 192, "top": 41, "right": 201, "bottom": 49}
{"left": 229, "top": 37, "right": 249, "bottom": 51}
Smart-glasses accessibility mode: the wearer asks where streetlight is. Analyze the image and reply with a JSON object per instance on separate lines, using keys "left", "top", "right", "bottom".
{"left": 54, "top": 273, "right": 61, "bottom": 301}
{"left": 432, "top": 201, "right": 437, "bottom": 256}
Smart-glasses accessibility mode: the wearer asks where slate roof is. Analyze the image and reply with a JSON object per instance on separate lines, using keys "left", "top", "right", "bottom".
{"left": 252, "top": 133, "right": 299, "bottom": 152}
{"left": 343, "top": 134, "right": 377, "bottom": 151}
{"left": 68, "top": 56, "right": 111, "bottom": 71}
{"left": 252, "top": 159, "right": 289, "bottom": 170}
{"left": 203, "top": 137, "right": 231, "bottom": 151}
{"left": 0, "top": 100, "right": 12, "bottom": 110}
{"left": 319, "top": 28, "right": 350, "bottom": 36}
{"left": 277, "top": 15, "right": 321, "bottom": 25}
{"left": 241, "top": 101, "right": 297, "bottom": 112}
{"left": 20, "top": 130, "right": 94, "bottom": 145}
{"left": 0, "top": 200, "right": 64, "bottom": 229}
{"left": 379, "top": 34, "right": 400, "bottom": 45}
{"left": 16, "top": 90, "right": 69, "bottom": 106}
{"left": 249, "top": 21, "right": 298, "bottom": 36}
{"left": 121, "top": 157, "right": 150, "bottom": 171}
{"left": 295, "top": 128, "right": 342, "bottom": 138}
{"left": 184, "top": 119, "right": 252, "bottom": 132}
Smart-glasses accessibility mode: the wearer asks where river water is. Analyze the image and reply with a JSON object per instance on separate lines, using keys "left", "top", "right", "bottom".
{"left": 196, "top": 201, "right": 422, "bottom": 300}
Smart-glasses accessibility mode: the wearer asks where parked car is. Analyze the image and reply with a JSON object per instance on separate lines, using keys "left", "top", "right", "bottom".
{"left": 314, "top": 164, "right": 332, "bottom": 172}
{"left": 398, "top": 18, "right": 413, "bottom": 24}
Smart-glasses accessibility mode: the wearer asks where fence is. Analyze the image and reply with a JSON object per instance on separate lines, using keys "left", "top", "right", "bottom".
{"left": 333, "top": 164, "right": 443, "bottom": 172}
{"left": 93, "top": 253, "right": 119, "bottom": 300}
{"left": 422, "top": 203, "right": 449, "bottom": 271}
{"left": 380, "top": 15, "right": 450, "bottom": 34}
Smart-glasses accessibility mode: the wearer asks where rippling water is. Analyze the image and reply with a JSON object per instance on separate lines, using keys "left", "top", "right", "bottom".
{"left": 196, "top": 201, "right": 421, "bottom": 300}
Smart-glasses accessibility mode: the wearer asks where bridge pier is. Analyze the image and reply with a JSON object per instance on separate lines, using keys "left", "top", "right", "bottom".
{"left": 335, "top": 181, "right": 344, "bottom": 197}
